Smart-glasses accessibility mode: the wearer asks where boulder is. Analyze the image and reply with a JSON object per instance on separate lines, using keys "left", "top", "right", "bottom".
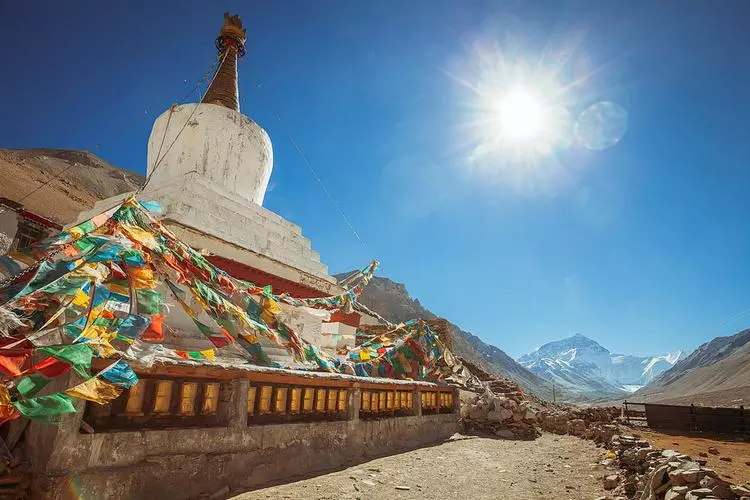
{"left": 665, "top": 485, "right": 689, "bottom": 500}
{"left": 685, "top": 488, "right": 716, "bottom": 500}
{"left": 567, "top": 419, "right": 586, "bottom": 436}
{"left": 603, "top": 475, "right": 620, "bottom": 490}
{"left": 700, "top": 476, "right": 734, "bottom": 499}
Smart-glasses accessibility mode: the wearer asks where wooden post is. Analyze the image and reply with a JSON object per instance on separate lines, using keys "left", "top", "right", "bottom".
{"left": 624, "top": 400, "right": 630, "bottom": 425}
{"left": 349, "top": 384, "right": 360, "bottom": 421}
{"left": 690, "top": 404, "right": 697, "bottom": 432}
{"left": 740, "top": 405, "right": 745, "bottom": 434}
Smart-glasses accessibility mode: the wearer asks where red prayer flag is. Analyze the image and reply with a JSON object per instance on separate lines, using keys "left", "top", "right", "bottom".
{"left": 31, "top": 357, "right": 72, "bottom": 378}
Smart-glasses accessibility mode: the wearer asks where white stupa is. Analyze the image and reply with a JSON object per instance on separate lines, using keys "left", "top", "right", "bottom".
{"left": 76, "top": 13, "right": 355, "bottom": 360}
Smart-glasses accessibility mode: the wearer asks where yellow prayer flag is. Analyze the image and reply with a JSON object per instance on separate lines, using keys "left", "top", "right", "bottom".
{"left": 242, "top": 332, "right": 259, "bottom": 344}
{"left": 76, "top": 325, "right": 107, "bottom": 342}
{"left": 69, "top": 226, "right": 85, "bottom": 240}
{"left": 260, "top": 297, "right": 282, "bottom": 325}
{"left": 72, "top": 289, "right": 90, "bottom": 307}
{"left": 200, "top": 349, "right": 216, "bottom": 361}
{"left": 108, "top": 283, "right": 129, "bottom": 296}
{"left": 127, "top": 267, "right": 156, "bottom": 289}
{"left": 120, "top": 224, "right": 159, "bottom": 250}
{"left": 360, "top": 350, "right": 370, "bottom": 361}
{"left": 0, "top": 386, "right": 16, "bottom": 419}
{"left": 65, "top": 377, "right": 122, "bottom": 405}
{"left": 89, "top": 337, "right": 117, "bottom": 358}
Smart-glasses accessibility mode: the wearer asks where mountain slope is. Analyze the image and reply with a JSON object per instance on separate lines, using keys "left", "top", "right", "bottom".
{"left": 518, "top": 334, "right": 683, "bottom": 399}
{"left": 0, "top": 148, "right": 143, "bottom": 224}
{"left": 634, "top": 329, "right": 750, "bottom": 406}
{"left": 339, "top": 273, "right": 554, "bottom": 400}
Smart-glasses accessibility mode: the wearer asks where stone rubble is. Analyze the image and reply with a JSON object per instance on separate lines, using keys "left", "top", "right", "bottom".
{"left": 456, "top": 362, "right": 749, "bottom": 500}
{"left": 605, "top": 434, "right": 750, "bottom": 500}
{"left": 461, "top": 388, "right": 541, "bottom": 440}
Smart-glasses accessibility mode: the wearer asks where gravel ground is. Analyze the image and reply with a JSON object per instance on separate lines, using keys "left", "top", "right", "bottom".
{"left": 230, "top": 433, "right": 614, "bottom": 500}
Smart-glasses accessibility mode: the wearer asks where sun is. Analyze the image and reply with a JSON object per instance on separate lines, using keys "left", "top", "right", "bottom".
{"left": 496, "top": 89, "right": 545, "bottom": 141}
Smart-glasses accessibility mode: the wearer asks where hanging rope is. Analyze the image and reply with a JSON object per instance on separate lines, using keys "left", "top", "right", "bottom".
{"left": 138, "top": 51, "right": 229, "bottom": 194}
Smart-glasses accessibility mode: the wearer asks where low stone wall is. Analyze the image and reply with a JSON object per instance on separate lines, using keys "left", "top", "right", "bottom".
{"left": 26, "top": 370, "right": 458, "bottom": 499}
{"left": 34, "top": 413, "right": 456, "bottom": 499}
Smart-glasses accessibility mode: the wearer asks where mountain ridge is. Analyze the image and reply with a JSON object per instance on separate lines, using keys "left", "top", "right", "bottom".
{"left": 517, "top": 334, "right": 683, "bottom": 399}
{"left": 0, "top": 148, "right": 143, "bottom": 224}
{"left": 338, "top": 272, "right": 555, "bottom": 400}
{"left": 633, "top": 329, "right": 750, "bottom": 406}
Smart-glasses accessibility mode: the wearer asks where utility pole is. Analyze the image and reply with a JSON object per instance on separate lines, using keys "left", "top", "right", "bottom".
{"left": 552, "top": 382, "right": 556, "bottom": 404}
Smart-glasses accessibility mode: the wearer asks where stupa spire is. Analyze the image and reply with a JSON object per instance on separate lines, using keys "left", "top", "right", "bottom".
{"left": 202, "top": 12, "right": 247, "bottom": 112}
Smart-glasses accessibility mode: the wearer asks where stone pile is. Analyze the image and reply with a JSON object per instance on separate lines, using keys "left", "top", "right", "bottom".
{"left": 606, "top": 434, "right": 750, "bottom": 500}
{"left": 461, "top": 390, "right": 540, "bottom": 440}
{"left": 536, "top": 405, "right": 622, "bottom": 443}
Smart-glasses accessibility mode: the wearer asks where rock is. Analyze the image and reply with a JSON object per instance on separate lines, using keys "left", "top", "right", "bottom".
{"left": 567, "top": 419, "right": 586, "bottom": 436}
{"left": 665, "top": 485, "right": 689, "bottom": 500}
{"left": 604, "top": 475, "right": 620, "bottom": 490}
{"left": 731, "top": 485, "right": 750, "bottom": 497}
{"left": 699, "top": 452, "right": 709, "bottom": 458}
{"left": 663, "top": 450, "right": 682, "bottom": 458}
{"left": 468, "top": 407, "right": 488, "bottom": 420}
{"left": 700, "top": 476, "right": 734, "bottom": 499}
{"left": 496, "top": 430, "right": 515, "bottom": 439}
{"left": 719, "top": 457, "right": 732, "bottom": 462}
{"left": 670, "top": 470, "right": 687, "bottom": 486}
{"left": 708, "top": 447, "right": 720, "bottom": 455}
{"left": 523, "top": 407, "right": 537, "bottom": 422}
{"left": 361, "top": 480, "right": 376, "bottom": 487}
{"left": 487, "top": 408, "right": 513, "bottom": 422}
{"left": 684, "top": 488, "right": 715, "bottom": 500}
{"left": 512, "top": 410, "right": 524, "bottom": 422}
{"left": 395, "top": 486, "right": 411, "bottom": 491}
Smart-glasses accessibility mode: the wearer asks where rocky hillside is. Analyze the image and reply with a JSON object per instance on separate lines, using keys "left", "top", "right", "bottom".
{"left": 0, "top": 149, "right": 143, "bottom": 224}
{"left": 633, "top": 329, "right": 750, "bottom": 406}
{"left": 518, "top": 334, "right": 683, "bottom": 399}
{"left": 339, "top": 273, "right": 555, "bottom": 400}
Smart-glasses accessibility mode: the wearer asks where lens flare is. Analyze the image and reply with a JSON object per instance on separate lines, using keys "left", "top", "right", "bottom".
{"left": 575, "top": 101, "right": 629, "bottom": 150}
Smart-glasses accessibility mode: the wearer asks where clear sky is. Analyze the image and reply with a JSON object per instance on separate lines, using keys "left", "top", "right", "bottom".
{"left": 2, "top": 1, "right": 749, "bottom": 358}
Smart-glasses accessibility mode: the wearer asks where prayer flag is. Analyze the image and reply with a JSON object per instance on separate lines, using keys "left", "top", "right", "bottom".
{"left": 65, "top": 377, "right": 122, "bottom": 404}
{"left": 12, "top": 393, "right": 76, "bottom": 424}
{"left": 100, "top": 360, "right": 138, "bottom": 388}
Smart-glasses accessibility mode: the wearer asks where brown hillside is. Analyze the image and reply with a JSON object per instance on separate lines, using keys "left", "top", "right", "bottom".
{"left": 633, "top": 330, "right": 750, "bottom": 406}
{"left": 0, "top": 149, "right": 143, "bottom": 225}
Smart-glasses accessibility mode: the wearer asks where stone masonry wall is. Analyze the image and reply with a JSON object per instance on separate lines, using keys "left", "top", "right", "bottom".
{"left": 28, "top": 377, "right": 458, "bottom": 500}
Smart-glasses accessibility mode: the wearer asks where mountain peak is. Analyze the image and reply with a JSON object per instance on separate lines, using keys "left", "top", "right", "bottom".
{"left": 517, "top": 334, "right": 684, "bottom": 400}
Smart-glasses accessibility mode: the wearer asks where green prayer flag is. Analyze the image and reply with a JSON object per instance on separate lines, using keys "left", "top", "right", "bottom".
{"left": 136, "top": 289, "right": 162, "bottom": 315}
{"left": 16, "top": 373, "right": 51, "bottom": 398}
{"left": 36, "top": 344, "right": 93, "bottom": 378}
{"left": 12, "top": 393, "right": 76, "bottom": 424}
{"left": 188, "top": 351, "right": 201, "bottom": 360}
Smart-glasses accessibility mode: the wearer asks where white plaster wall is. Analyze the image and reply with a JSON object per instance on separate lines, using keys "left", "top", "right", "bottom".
{"left": 320, "top": 322, "right": 357, "bottom": 350}
{"left": 147, "top": 103, "right": 272, "bottom": 206}
{"left": 0, "top": 209, "right": 18, "bottom": 254}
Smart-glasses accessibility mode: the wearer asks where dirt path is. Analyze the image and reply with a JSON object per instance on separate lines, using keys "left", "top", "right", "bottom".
{"left": 230, "top": 433, "right": 614, "bottom": 500}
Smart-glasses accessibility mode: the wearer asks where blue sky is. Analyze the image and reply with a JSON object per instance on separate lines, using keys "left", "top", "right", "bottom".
{"left": 2, "top": 1, "right": 749, "bottom": 358}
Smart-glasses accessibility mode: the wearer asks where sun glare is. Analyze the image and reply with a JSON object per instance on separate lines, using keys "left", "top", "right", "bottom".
{"left": 497, "top": 89, "right": 545, "bottom": 140}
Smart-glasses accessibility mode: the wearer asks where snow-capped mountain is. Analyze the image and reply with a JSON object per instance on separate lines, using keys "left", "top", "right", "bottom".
{"left": 517, "top": 334, "right": 685, "bottom": 399}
